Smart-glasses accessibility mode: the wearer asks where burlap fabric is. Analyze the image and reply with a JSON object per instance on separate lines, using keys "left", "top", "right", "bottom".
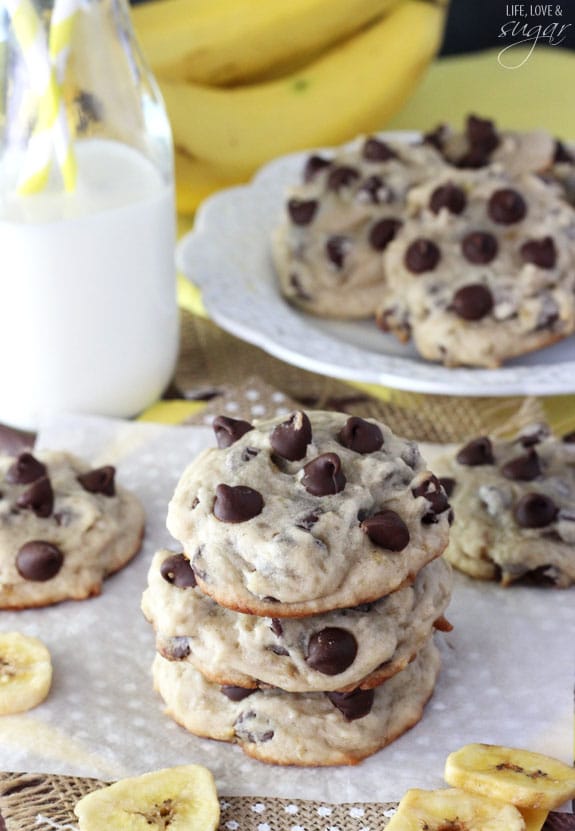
{"left": 0, "top": 771, "right": 570, "bottom": 830}
{"left": 0, "top": 771, "right": 398, "bottom": 830}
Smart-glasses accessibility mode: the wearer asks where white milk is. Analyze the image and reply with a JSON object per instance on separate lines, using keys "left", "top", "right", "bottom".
{"left": 0, "top": 139, "right": 179, "bottom": 429}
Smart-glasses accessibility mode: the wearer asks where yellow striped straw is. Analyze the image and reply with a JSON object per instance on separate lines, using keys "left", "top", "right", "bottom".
{"left": 4, "top": 0, "right": 78, "bottom": 194}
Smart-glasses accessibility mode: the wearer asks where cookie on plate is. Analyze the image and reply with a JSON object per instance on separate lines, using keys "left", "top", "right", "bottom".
{"left": 432, "top": 424, "right": 575, "bottom": 587}
{"left": 143, "top": 549, "right": 452, "bottom": 692}
{"left": 152, "top": 638, "right": 441, "bottom": 767}
{"left": 166, "top": 411, "right": 452, "bottom": 617}
{"left": 376, "top": 168, "right": 575, "bottom": 367}
{"left": 424, "top": 114, "right": 557, "bottom": 177}
{"left": 273, "top": 136, "right": 444, "bottom": 319}
{"left": 0, "top": 451, "right": 145, "bottom": 608}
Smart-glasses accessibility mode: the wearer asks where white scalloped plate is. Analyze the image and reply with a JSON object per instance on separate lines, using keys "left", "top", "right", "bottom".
{"left": 177, "top": 134, "right": 575, "bottom": 397}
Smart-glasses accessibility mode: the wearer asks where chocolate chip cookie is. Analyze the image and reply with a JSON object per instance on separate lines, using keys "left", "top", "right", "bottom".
{"left": 166, "top": 411, "right": 451, "bottom": 616}
{"left": 143, "top": 549, "right": 452, "bottom": 693}
{"left": 432, "top": 424, "right": 575, "bottom": 587}
{"left": 0, "top": 450, "right": 145, "bottom": 608}
{"left": 152, "top": 638, "right": 441, "bottom": 766}
{"left": 273, "top": 136, "right": 444, "bottom": 319}
{"left": 376, "top": 169, "right": 575, "bottom": 367}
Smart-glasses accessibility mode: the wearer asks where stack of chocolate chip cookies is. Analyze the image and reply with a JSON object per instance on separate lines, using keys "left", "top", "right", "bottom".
{"left": 143, "top": 410, "right": 453, "bottom": 766}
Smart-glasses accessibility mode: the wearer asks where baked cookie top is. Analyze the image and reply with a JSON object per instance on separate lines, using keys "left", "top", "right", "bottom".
{"left": 432, "top": 424, "right": 575, "bottom": 587}
{"left": 273, "top": 136, "right": 444, "bottom": 319}
{"left": 166, "top": 411, "right": 451, "bottom": 616}
{"left": 376, "top": 168, "right": 575, "bottom": 367}
{"left": 143, "top": 549, "right": 452, "bottom": 693}
{"left": 0, "top": 450, "right": 145, "bottom": 608}
{"left": 153, "top": 638, "right": 441, "bottom": 767}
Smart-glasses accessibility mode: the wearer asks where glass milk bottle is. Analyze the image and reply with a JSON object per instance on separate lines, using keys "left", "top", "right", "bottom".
{"left": 0, "top": 0, "right": 179, "bottom": 429}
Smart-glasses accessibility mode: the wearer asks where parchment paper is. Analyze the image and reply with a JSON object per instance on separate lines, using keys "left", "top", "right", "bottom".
{"left": 0, "top": 414, "right": 573, "bottom": 805}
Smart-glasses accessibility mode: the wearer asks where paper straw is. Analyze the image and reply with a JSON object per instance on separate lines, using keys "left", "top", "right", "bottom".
{"left": 4, "top": 0, "right": 78, "bottom": 194}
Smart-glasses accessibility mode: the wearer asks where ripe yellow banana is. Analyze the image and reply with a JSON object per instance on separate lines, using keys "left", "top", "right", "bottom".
{"left": 134, "top": 0, "right": 404, "bottom": 85}
{"left": 174, "top": 150, "right": 237, "bottom": 214}
{"left": 74, "top": 765, "right": 220, "bottom": 831}
{"left": 0, "top": 631, "right": 52, "bottom": 715}
{"left": 161, "top": 0, "right": 447, "bottom": 180}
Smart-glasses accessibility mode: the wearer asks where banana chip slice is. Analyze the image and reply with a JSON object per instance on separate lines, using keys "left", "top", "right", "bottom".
{"left": 385, "top": 787, "right": 526, "bottom": 830}
{"left": 74, "top": 765, "right": 220, "bottom": 831}
{"left": 445, "top": 743, "right": 575, "bottom": 810}
{"left": 0, "top": 631, "right": 52, "bottom": 715}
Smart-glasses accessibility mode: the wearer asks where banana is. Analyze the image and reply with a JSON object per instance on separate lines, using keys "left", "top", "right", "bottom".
{"left": 0, "top": 631, "right": 52, "bottom": 715}
{"left": 444, "top": 743, "right": 575, "bottom": 811}
{"left": 174, "top": 150, "right": 237, "bottom": 215}
{"left": 161, "top": 0, "right": 447, "bottom": 180}
{"left": 385, "top": 787, "right": 526, "bottom": 831}
{"left": 520, "top": 808, "right": 549, "bottom": 831}
{"left": 133, "top": 0, "right": 404, "bottom": 86}
{"left": 74, "top": 764, "right": 220, "bottom": 831}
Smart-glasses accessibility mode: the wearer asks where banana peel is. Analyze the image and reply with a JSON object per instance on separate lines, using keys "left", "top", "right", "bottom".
{"left": 161, "top": 0, "right": 447, "bottom": 181}
{"left": 134, "top": 0, "right": 403, "bottom": 86}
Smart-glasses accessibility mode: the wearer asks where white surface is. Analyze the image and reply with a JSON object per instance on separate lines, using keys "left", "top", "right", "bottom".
{"left": 177, "top": 138, "right": 575, "bottom": 397}
{"left": 0, "top": 140, "right": 179, "bottom": 429}
{"left": 1, "top": 415, "right": 573, "bottom": 804}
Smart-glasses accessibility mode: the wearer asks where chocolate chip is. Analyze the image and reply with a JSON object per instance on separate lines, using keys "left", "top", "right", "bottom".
{"left": 423, "top": 124, "right": 447, "bottom": 151}
{"left": 160, "top": 553, "right": 196, "bottom": 588}
{"left": 488, "top": 188, "right": 527, "bottom": 224}
{"left": 303, "top": 154, "right": 331, "bottom": 181}
{"left": 287, "top": 198, "right": 318, "bottom": 225}
{"left": 270, "top": 645, "right": 289, "bottom": 656}
{"left": 212, "top": 415, "right": 253, "bottom": 448}
{"left": 305, "top": 628, "right": 357, "bottom": 676}
{"left": 562, "top": 430, "right": 575, "bottom": 443}
{"left": 358, "top": 175, "right": 390, "bottom": 204}
{"left": 326, "top": 688, "right": 374, "bottom": 721}
{"left": 520, "top": 236, "right": 557, "bottom": 269}
{"left": 439, "top": 477, "right": 456, "bottom": 497}
{"left": 5, "top": 452, "right": 46, "bottom": 485}
{"left": 213, "top": 484, "right": 264, "bottom": 523}
{"left": 16, "top": 541, "right": 63, "bottom": 581}
{"left": 241, "top": 447, "right": 259, "bottom": 462}
{"left": 325, "top": 235, "right": 350, "bottom": 268}
{"left": 554, "top": 140, "right": 573, "bottom": 164}
{"left": 404, "top": 238, "right": 440, "bottom": 274}
{"left": 270, "top": 411, "right": 312, "bottom": 461}
{"left": 361, "top": 510, "right": 410, "bottom": 551}
{"left": 16, "top": 476, "right": 53, "bottom": 518}
{"left": 456, "top": 146, "right": 491, "bottom": 169}
{"left": 161, "top": 637, "right": 191, "bottom": 660}
{"left": 77, "top": 466, "right": 115, "bottom": 496}
{"left": 518, "top": 423, "right": 550, "bottom": 447}
{"left": 461, "top": 231, "right": 498, "bottom": 264}
{"left": 368, "top": 218, "right": 402, "bottom": 251}
{"left": 466, "top": 114, "right": 499, "bottom": 154}
{"left": 289, "top": 273, "right": 311, "bottom": 301}
{"left": 501, "top": 449, "right": 542, "bottom": 481}
{"left": 270, "top": 618, "right": 283, "bottom": 637}
{"left": 338, "top": 416, "right": 383, "bottom": 454}
{"left": 327, "top": 165, "right": 359, "bottom": 191}
{"left": 514, "top": 492, "right": 557, "bottom": 528}
{"left": 295, "top": 511, "right": 321, "bottom": 530}
{"left": 452, "top": 283, "right": 494, "bottom": 321}
{"left": 412, "top": 474, "right": 450, "bottom": 517}
{"left": 221, "top": 686, "right": 255, "bottom": 702}
{"left": 233, "top": 712, "right": 274, "bottom": 744}
{"left": 456, "top": 436, "right": 494, "bottom": 466}
{"left": 0, "top": 424, "right": 35, "bottom": 456}
{"left": 362, "top": 137, "right": 397, "bottom": 162}
{"left": 429, "top": 182, "right": 467, "bottom": 215}
{"left": 301, "top": 453, "right": 346, "bottom": 496}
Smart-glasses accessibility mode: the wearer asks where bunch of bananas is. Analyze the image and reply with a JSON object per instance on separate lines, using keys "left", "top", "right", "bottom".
{"left": 132, "top": 0, "right": 449, "bottom": 213}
